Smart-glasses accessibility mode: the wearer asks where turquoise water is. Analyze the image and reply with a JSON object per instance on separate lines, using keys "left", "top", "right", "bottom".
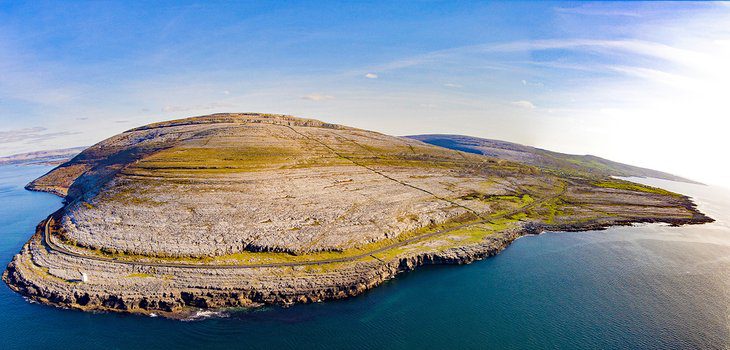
{"left": 1, "top": 165, "right": 729, "bottom": 349}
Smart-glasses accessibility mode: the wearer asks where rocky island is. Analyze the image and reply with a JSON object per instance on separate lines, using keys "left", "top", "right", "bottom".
{"left": 3, "top": 113, "right": 712, "bottom": 318}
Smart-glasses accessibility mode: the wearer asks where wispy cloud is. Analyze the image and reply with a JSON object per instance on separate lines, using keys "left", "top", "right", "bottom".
{"left": 363, "top": 37, "right": 715, "bottom": 78}
{"left": 488, "top": 39, "right": 712, "bottom": 68}
{"left": 521, "top": 80, "right": 544, "bottom": 87}
{"left": 302, "top": 93, "right": 335, "bottom": 101}
{"left": 511, "top": 100, "right": 536, "bottom": 109}
{"left": 0, "top": 127, "right": 80, "bottom": 144}
{"left": 607, "top": 66, "right": 695, "bottom": 88}
{"left": 554, "top": 5, "right": 643, "bottom": 17}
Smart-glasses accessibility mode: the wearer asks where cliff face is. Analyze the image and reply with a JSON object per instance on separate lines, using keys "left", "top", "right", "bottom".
{"left": 5, "top": 113, "right": 713, "bottom": 317}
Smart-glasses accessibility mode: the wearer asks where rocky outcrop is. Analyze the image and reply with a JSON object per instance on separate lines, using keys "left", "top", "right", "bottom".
{"left": 0, "top": 224, "right": 545, "bottom": 316}
{"left": 5, "top": 113, "right": 713, "bottom": 318}
{"left": 3, "top": 209, "right": 711, "bottom": 318}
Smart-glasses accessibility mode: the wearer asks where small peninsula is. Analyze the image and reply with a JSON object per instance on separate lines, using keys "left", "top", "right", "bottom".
{"left": 3, "top": 113, "right": 712, "bottom": 318}
{"left": 0, "top": 147, "right": 86, "bottom": 167}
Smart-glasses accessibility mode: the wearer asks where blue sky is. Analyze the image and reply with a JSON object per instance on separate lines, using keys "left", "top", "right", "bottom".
{"left": 1, "top": 1, "right": 729, "bottom": 187}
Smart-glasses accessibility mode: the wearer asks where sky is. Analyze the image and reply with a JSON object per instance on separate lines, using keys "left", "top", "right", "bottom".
{"left": 1, "top": 1, "right": 729, "bottom": 187}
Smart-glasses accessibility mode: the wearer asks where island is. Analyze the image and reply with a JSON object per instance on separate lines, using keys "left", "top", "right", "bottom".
{"left": 3, "top": 113, "right": 712, "bottom": 318}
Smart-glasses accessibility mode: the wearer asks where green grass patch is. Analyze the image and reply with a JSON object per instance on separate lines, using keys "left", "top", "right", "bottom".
{"left": 126, "top": 273, "right": 154, "bottom": 278}
{"left": 130, "top": 146, "right": 301, "bottom": 174}
{"left": 593, "top": 180, "right": 680, "bottom": 197}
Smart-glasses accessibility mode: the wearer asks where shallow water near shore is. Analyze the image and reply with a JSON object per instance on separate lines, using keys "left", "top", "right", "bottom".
{"left": 1, "top": 165, "right": 729, "bottom": 349}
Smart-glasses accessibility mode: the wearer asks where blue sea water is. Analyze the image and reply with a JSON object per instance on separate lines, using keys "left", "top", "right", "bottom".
{"left": 1, "top": 165, "right": 729, "bottom": 349}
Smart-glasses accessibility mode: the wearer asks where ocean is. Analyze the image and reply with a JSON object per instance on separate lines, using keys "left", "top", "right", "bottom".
{"left": 1, "top": 165, "right": 728, "bottom": 349}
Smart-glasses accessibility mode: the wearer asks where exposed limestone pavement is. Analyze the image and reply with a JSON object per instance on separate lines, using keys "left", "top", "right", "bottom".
{"left": 3, "top": 113, "right": 713, "bottom": 318}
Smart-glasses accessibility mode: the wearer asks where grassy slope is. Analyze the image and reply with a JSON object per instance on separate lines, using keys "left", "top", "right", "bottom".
{"left": 406, "top": 134, "right": 699, "bottom": 184}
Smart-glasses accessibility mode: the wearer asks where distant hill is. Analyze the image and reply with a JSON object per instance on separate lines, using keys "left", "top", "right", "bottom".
{"left": 0, "top": 147, "right": 86, "bottom": 166}
{"left": 406, "top": 134, "right": 699, "bottom": 184}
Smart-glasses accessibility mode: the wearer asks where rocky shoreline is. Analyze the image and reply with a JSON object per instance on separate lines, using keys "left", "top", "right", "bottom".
{"left": 2, "top": 113, "right": 714, "bottom": 319}
{"left": 1, "top": 219, "right": 516, "bottom": 318}
{"left": 3, "top": 208, "right": 711, "bottom": 319}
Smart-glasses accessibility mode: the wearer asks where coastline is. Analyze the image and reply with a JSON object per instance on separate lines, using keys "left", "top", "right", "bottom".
{"left": 1, "top": 114, "right": 714, "bottom": 319}
{"left": 3, "top": 204, "right": 712, "bottom": 319}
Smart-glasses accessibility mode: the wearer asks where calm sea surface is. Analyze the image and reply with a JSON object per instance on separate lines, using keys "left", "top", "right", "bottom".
{"left": 1, "top": 165, "right": 729, "bottom": 349}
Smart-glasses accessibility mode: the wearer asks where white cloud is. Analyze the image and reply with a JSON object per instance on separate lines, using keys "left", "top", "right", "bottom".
{"left": 365, "top": 36, "right": 716, "bottom": 78}
{"left": 521, "top": 80, "right": 544, "bottom": 87}
{"left": 511, "top": 100, "right": 536, "bottom": 109}
{"left": 444, "top": 83, "right": 462, "bottom": 88}
{"left": 301, "top": 93, "right": 335, "bottom": 101}
{"left": 0, "top": 126, "right": 80, "bottom": 144}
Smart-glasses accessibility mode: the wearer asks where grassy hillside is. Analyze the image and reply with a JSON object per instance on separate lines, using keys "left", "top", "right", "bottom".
{"left": 407, "top": 134, "right": 699, "bottom": 184}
